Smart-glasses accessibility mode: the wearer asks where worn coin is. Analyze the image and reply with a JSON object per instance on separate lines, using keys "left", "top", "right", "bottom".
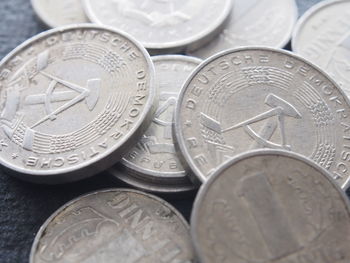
{"left": 30, "top": 188, "right": 195, "bottom": 263}
{"left": 191, "top": 150, "right": 350, "bottom": 263}
{"left": 110, "top": 55, "right": 201, "bottom": 195}
{"left": 31, "top": 0, "right": 89, "bottom": 28}
{"left": 190, "top": 0, "right": 298, "bottom": 59}
{"left": 292, "top": 0, "right": 350, "bottom": 97}
{"left": 0, "top": 24, "right": 155, "bottom": 184}
{"left": 175, "top": 47, "right": 350, "bottom": 189}
{"left": 82, "top": 0, "right": 233, "bottom": 54}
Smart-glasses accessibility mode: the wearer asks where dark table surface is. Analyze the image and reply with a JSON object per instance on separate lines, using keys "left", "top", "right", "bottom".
{"left": 0, "top": 0, "right": 347, "bottom": 262}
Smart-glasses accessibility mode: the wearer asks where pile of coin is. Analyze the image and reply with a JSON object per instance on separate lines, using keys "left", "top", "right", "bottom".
{"left": 1, "top": 0, "right": 350, "bottom": 262}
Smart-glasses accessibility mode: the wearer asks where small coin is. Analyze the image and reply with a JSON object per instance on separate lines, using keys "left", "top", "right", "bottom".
{"left": 175, "top": 47, "right": 350, "bottom": 189}
{"left": 292, "top": 0, "right": 350, "bottom": 97}
{"left": 189, "top": 0, "right": 298, "bottom": 59}
{"left": 82, "top": 0, "right": 233, "bottom": 54}
{"left": 31, "top": 0, "right": 89, "bottom": 28}
{"left": 30, "top": 189, "right": 195, "bottom": 263}
{"left": 0, "top": 24, "right": 155, "bottom": 184}
{"left": 191, "top": 150, "right": 350, "bottom": 263}
{"left": 110, "top": 55, "right": 201, "bottom": 195}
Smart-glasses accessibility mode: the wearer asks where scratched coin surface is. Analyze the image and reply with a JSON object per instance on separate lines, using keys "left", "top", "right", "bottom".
{"left": 292, "top": 0, "right": 350, "bottom": 97}
{"left": 31, "top": 0, "right": 89, "bottom": 28}
{"left": 191, "top": 150, "right": 350, "bottom": 263}
{"left": 175, "top": 47, "right": 350, "bottom": 189}
{"left": 110, "top": 55, "right": 201, "bottom": 194}
{"left": 0, "top": 24, "right": 155, "bottom": 184}
{"left": 83, "top": 0, "right": 233, "bottom": 53}
{"left": 190, "top": 0, "right": 298, "bottom": 58}
{"left": 30, "top": 189, "right": 195, "bottom": 263}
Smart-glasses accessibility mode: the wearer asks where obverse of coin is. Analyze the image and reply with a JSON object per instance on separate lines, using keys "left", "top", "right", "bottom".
{"left": 190, "top": 0, "right": 298, "bottom": 59}
{"left": 292, "top": 0, "right": 350, "bottom": 96}
{"left": 110, "top": 55, "right": 201, "bottom": 195}
{"left": 31, "top": 0, "right": 89, "bottom": 28}
{"left": 30, "top": 189, "right": 195, "bottom": 263}
{"left": 191, "top": 150, "right": 350, "bottom": 263}
{"left": 0, "top": 25, "right": 155, "bottom": 184}
{"left": 175, "top": 47, "right": 350, "bottom": 189}
{"left": 82, "top": 0, "right": 233, "bottom": 54}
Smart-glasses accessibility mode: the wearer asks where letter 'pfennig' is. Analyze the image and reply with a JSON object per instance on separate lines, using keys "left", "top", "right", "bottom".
{"left": 0, "top": 25, "right": 155, "bottom": 184}
{"left": 292, "top": 0, "right": 350, "bottom": 97}
{"left": 31, "top": 0, "right": 89, "bottom": 28}
{"left": 192, "top": 150, "right": 350, "bottom": 263}
{"left": 82, "top": 0, "right": 233, "bottom": 53}
{"left": 190, "top": 0, "right": 298, "bottom": 58}
{"left": 110, "top": 55, "right": 201, "bottom": 195}
{"left": 175, "top": 47, "right": 350, "bottom": 189}
{"left": 30, "top": 189, "right": 195, "bottom": 263}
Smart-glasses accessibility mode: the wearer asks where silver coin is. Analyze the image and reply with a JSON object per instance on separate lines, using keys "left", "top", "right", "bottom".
{"left": 189, "top": 0, "right": 298, "bottom": 59}
{"left": 82, "top": 0, "right": 233, "bottom": 54}
{"left": 30, "top": 188, "right": 195, "bottom": 263}
{"left": 292, "top": 0, "right": 350, "bottom": 97}
{"left": 31, "top": 0, "right": 89, "bottom": 28}
{"left": 175, "top": 47, "right": 350, "bottom": 189}
{"left": 110, "top": 55, "right": 201, "bottom": 195}
{"left": 0, "top": 24, "right": 155, "bottom": 184}
{"left": 191, "top": 150, "right": 350, "bottom": 263}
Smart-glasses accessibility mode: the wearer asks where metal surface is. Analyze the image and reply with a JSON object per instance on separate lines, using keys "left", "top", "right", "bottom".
{"left": 0, "top": 24, "right": 155, "bottom": 184}
{"left": 175, "top": 47, "right": 350, "bottom": 189}
{"left": 191, "top": 150, "right": 350, "bottom": 263}
{"left": 190, "top": 0, "right": 298, "bottom": 59}
{"left": 31, "top": 0, "right": 89, "bottom": 28}
{"left": 292, "top": 0, "right": 350, "bottom": 97}
{"left": 82, "top": 0, "right": 233, "bottom": 54}
{"left": 30, "top": 188, "right": 195, "bottom": 263}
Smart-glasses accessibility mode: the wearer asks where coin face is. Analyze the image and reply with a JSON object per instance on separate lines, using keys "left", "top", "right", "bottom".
{"left": 0, "top": 25, "right": 155, "bottom": 184}
{"left": 30, "top": 189, "right": 195, "bottom": 263}
{"left": 190, "top": 0, "right": 298, "bottom": 58}
{"left": 110, "top": 55, "right": 201, "bottom": 194}
{"left": 175, "top": 47, "right": 350, "bottom": 188}
{"left": 31, "top": 0, "right": 89, "bottom": 28}
{"left": 292, "top": 0, "right": 350, "bottom": 97}
{"left": 82, "top": 0, "right": 233, "bottom": 53}
{"left": 192, "top": 150, "right": 350, "bottom": 263}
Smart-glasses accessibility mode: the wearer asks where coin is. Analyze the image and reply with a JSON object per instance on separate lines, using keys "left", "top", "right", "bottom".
{"left": 189, "top": 0, "right": 298, "bottom": 59}
{"left": 82, "top": 0, "right": 233, "bottom": 54}
{"left": 0, "top": 24, "right": 155, "bottom": 184}
{"left": 191, "top": 150, "right": 350, "bottom": 263}
{"left": 174, "top": 47, "right": 350, "bottom": 189}
{"left": 292, "top": 0, "right": 350, "bottom": 97}
{"left": 31, "top": 0, "right": 89, "bottom": 28}
{"left": 110, "top": 55, "right": 201, "bottom": 195}
{"left": 30, "top": 188, "right": 195, "bottom": 263}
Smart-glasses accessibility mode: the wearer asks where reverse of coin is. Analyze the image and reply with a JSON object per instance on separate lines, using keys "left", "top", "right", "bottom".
{"left": 31, "top": 0, "right": 89, "bottom": 28}
{"left": 190, "top": 0, "right": 298, "bottom": 59}
{"left": 30, "top": 189, "right": 195, "bottom": 263}
{"left": 82, "top": 0, "right": 233, "bottom": 53}
{"left": 191, "top": 150, "right": 350, "bottom": 263}
{"left": 0, "top": 25, "right": 155, "bottom": 184}
{"left": 175, "top": 47, "right": 350, "bottom": 189}
{"left": 292, "top": 0, "right": 350, "bottom": 97}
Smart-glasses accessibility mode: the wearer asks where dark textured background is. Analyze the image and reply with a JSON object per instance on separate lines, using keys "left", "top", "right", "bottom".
{"left": 0, "top": 0, "right": 347, "bottom": 262}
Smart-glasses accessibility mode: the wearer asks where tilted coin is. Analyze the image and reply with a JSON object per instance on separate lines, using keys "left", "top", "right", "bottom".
{"left": 82, "top": 0, "right": 233, "bottom": 54}
{"left": 175, "top": 47, "right": 350, "bottom": 189}
{"left": 292, "top": 0, "right": 350, "bottom": 97}
{"left": 0, "top": 24, "right": 155, "bottom": 184}
{"left": 190, "top": 0, "right": 298, "bottom": 59}
{"left": 110, "top": 55, "right": 201, "bottom": 195}
{"left": 191, "top": 150, "right": 350, "bottom": 263}
{"left": 30, "top": 189, "right": 195, "bottom": 263}
{"left": 31, "top": 0, "right": 89, "bottom": 28}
